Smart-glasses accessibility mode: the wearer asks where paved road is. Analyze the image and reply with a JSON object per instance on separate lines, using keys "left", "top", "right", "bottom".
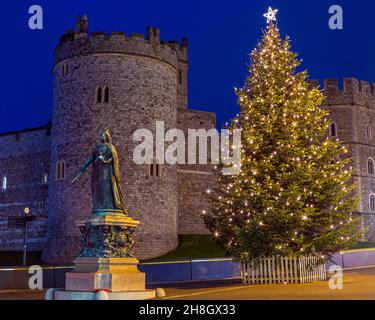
{"left": 161, "top": 267, "right": 375, "bottom": 300}
{"left": 1, "top": 267, "right": 375, "bottom": 300}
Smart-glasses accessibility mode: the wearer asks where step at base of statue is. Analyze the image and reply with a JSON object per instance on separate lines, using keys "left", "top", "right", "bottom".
{"left": 53, "top": 289, "right": 156, "bottom": 300}
{"left": 65, "top": 257, "right": 145, "bottom": 292}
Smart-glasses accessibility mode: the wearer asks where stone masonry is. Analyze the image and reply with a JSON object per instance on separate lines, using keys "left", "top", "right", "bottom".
{"left": 319, "top": 78, "right": 375, "bottom": 239}
{"left": 0, "top": 126, "right": 50, "bottom": 251}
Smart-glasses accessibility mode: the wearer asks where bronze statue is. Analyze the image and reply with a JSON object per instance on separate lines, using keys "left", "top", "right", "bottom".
{"left": 73, "top": 129, "right": 126, "bottom": 214}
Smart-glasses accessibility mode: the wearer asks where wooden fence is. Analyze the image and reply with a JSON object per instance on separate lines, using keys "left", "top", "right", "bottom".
{"left": 241, "top": 256, "right": 327, "bottom": 284}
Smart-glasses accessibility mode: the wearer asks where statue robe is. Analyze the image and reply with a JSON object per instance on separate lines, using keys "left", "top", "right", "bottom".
{"left": 81, "top": 142, "right": 125, "bottom": 212}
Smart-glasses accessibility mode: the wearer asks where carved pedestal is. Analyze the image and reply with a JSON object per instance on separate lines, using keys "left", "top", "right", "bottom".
{"left": 53, "top": 211, "right": 156, "bottom": 300}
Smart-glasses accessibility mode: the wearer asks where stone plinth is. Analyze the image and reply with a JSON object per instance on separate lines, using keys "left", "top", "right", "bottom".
{"left": 51, "top": 211, "right": 157, "bottom": 300}
{"left": 54, "top": 289, "right": 156, "bottom": 300}
{"left": 65, "top": 257, "right": 145, "bottom": 292}
{"left": 76, "top": 213, "right": 139, "bottom": 259}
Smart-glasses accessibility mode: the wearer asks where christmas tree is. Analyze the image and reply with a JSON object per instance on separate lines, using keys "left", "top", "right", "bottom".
{"left": 203, "top": 9, "right": 361, "bottom": 263}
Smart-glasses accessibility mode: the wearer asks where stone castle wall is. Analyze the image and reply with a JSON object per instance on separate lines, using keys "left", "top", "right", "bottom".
{"left": 0, "top": 126, "right": 50, "bottom": 250}
{"left": 319, "top": 78, "right": 375, "bottom": 239}
{"left": 177, "top": 109, "right": 216, "bottom": 234}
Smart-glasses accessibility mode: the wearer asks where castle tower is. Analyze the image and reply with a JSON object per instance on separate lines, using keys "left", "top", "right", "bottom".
{"left": 320, "top": 78, "right": 375, "bottom": 239}
{"left": 42, "top": 16, "right": 188, "bottom": 263}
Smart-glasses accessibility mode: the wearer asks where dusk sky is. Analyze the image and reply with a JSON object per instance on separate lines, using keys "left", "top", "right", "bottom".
{"left": 0, "top": 0, "right": 374, "bottom": 133}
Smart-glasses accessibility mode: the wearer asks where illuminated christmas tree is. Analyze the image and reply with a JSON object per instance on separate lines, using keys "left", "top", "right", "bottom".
{"left": 203, "top": 8, "right": 361, "bottom": 262}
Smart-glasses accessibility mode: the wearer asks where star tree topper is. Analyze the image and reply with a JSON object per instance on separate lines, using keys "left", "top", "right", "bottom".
{"left": 263, "top": 6, "right": 278, "bottom": 24}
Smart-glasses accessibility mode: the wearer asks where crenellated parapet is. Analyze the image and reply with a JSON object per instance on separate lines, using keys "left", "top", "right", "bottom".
{"left": 310, "top": 78, "right": 375, "bottom": 108}
{"left": 54, "top": 15, "right": 188, "bottom": 71}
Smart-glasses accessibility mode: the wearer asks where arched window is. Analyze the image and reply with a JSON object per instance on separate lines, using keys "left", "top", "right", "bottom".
{"left": 149, "top": 162, "right": 162, "bottom": 177}
{"left": 370, "top": 194, "right": 375, "bottom": 212}
{"left": 96, "top": 87, "right": 102, "bottom": 103}
{"left": 2, "top": 175, "right": 7, "bottom": 191}
{"left": 329, "top": 122, "right": 337, "bottom": 137}
{"left": 104, "top": 86, "right": 110, "bottom": 103}
{"left": 96, "top": 86, "right": 110, "bottom": 103}
{"left": 368, "top": 158, "right": 374, "bottom": 175}
{"left": 60, "top": 63, "right": 68, "bottom": 77}
{"left": 56, "top": 160, "right": 66, "bottom": 181}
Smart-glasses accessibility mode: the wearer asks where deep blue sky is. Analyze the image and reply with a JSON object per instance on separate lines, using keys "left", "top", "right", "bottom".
{"left": 0, "top": 0, "right": 374, "bottom": 133}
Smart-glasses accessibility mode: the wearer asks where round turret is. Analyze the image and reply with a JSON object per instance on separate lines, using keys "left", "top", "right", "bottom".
{"left": 42, "top": 16, "right": 187, "bottom": 263}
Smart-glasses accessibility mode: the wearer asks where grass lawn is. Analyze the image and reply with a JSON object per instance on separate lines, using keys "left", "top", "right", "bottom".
{"left": 145, "top": 235, "right": 228, "bottom": 262}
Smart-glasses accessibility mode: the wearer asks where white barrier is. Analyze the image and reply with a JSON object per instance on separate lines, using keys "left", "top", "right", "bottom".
{"left": 241, "top": 256, "right": 327, "bottom": 284}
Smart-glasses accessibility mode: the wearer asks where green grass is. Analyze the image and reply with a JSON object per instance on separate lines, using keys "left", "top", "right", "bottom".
{"left": 145, "top": 235, "right": 227, "bottom": 262}
{"left": 148, "top": 238, "right": 375, "bottom": 261}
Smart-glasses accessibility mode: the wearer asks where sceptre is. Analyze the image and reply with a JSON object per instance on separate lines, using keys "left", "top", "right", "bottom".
{"left": 71, "top": 172, "right": 82, "bottom": 183}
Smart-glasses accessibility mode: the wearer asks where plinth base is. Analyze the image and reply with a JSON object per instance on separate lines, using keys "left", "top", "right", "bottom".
{"left": 65, "top": 257, "right": 145, "bottom": 292}
{"left": 53, "top": 289, "right": 156, "bottom": 300}
{"left": 49, "top": 211, "right": 156, "bottom": 300}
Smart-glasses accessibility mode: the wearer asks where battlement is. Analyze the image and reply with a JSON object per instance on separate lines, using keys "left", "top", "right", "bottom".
{"left": 54, "top": 15, "right": 188, "bottom": 68}
{"left": 310, "top": 78, "right": 375, "bottom": 108}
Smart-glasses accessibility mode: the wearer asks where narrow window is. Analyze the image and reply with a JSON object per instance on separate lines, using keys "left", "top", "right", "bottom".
{"left": 104, "top": 86, "right": 110, "bottom": 103}
{"left": 38, "top": 201, "right": 44, "bottom": 211}
{"left": 2, "top": 175, "right": 7, "bottom": 191}
{"left": 370, "top": 194, "right": 375, "bottom": 212}
{"left": 368, "top": 158, "right": 374, "bottom": 175}
{"left": 149, "top": 162, "right": 162, "bottom": 177}
{"left": 329, "top": 122, "right": 337, "bottom": 137}
{"left": 42, "top": 173, "right": 48, "bottom": 184}
{"left": 60, "top": 64, "right": 68, "bottom": 77}
{"left": 56, "top": 160, "right": 66, "bottom": 181}
{"left": 97, "top": 87, "right": 102, "bottom": 103}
